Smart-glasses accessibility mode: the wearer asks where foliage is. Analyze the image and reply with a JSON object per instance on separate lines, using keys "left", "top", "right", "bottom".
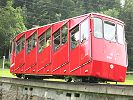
{"left": 119, "top": 0, "right": 133, "bottom": 70}
{"left": 101, "top": 8, "right": 120, "bottom": 18}
{"left": 0, "top": 0, "right": 26, "bottom": 57}
{"left": 4, "top": 60, "right": 10, "bottom": 69}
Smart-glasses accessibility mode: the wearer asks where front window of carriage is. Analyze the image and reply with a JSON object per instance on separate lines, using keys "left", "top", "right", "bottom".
{"left": 104, "top": 21, "right": 116, "bottom": 42}
{"left": 70, "top": 25, "right": 80, "bottom": 49}
{"left": 81, "top": 19, "right": 89, "bottom": 42}
{"left": 117, "top": 24, "right": 124, "bottom": 45}
{"left": 16, "top": 35, "right": 25, "bottom": 54}
{"left": 26, "top": 33, "right": 37, "bottom": 54}
{"left": 94, "top": 18, "right": 103, "bottom": 38}
{"left": 38, "top": 29, "right": 51, "bottom": 53}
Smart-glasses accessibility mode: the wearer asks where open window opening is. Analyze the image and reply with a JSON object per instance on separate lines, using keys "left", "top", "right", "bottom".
{"left": 70, "top": 25, "right": 80, "bottom": 49}
{"left": 38, "top": 29, "right": 51, "bottom": 53}
{"left": 26, "top": 32, "right": 37, "bottom": 54}
{"left": 16, "top": 35, "right": 25, "bottom": 54}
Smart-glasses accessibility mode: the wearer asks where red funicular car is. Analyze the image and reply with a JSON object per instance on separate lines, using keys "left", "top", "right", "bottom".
{"left": 10, "top": 13, "right": 128, "bottom": 82}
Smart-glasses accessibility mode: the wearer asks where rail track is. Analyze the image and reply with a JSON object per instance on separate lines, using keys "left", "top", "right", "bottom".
{"left": 0, "top": 77, "right": 133, "bottom": 100}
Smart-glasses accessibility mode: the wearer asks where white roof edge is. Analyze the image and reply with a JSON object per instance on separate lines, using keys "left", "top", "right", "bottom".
{"left": 91, "top": 12, "right": 124, "bottom": 23}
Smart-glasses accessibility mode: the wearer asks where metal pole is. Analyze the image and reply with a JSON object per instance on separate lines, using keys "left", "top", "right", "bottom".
{"left": 2, "top": 56, "right": 5, "bottom": 77}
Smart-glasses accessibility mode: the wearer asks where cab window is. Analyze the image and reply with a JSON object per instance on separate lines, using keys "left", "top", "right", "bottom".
{"left": 104, "top": 21, "right": 116, "bottom": 42}
{"left": 94, "top": 18, "right": 103, "bottom": 38}
{"left": 16, "top": 35, "right": 25, "bottom": 54}
{"left": 117, "top": 24, "right": 124, "bottom": 44}
{"left": 70, "top": 25, "right": 80, "bottom": 49}
{"left": 26, "top": 32, "right": 37, "bottom": 54}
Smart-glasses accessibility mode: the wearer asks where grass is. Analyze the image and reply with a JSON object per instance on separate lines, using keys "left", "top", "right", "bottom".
{"left": 118, "top": 75, "right": 133, "bottom": 85}
{"left": 0, "top": 69, "right": 133, "bottom": 85}
{"left": 0, "top": 69, "right": 15, "bottom": 78}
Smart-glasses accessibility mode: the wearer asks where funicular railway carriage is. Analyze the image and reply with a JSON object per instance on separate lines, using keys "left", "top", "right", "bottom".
{"left": 10, "top": 13, "right": 128, "bottom": 82}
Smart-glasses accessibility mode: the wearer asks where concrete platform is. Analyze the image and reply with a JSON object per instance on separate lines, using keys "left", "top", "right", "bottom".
{"left": 0, "top": 77, "right": 133, "bottom": 100}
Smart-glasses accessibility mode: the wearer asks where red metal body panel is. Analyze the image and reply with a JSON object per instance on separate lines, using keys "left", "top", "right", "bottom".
{"left": 69, "top": 45, "right": 80, "bottom": 75}
{"left": 10, "top": 13, "right": 127, "bottom": 82}
{"left": 37, "top": 26, "right": 52, "bottom": 74}
{"left": 25, "top": 29, "right": 37, "bottom": 74}
{"left": 10, "top": 40, "right": 15, "bottom": 73}
{"left": 37, "top": 46, "right": 51, "bottom": 74}
{"left": 25, "top": 48, "right": 37, "bottom": 73}
{"left": 38, "top": 25, "right": 51, "bottom": 37}
{"left": 51, "top": 21, "right": 69, "bottom": 74}
{"left": 52, "top": 43, "right": 69, "bottom": 74}
{"left": 80, "top": 36, "right": 92, "bottom": 75}
{"left": 14, "top": 50, "right": 25, "bottom": 73}
{"left": 16, "top": 32, "right": 24, "bottom": 41}
{"left": 70, "top": 15, "right": 88, "bottom": 29}
{"left": 92, "top": 60, "right": 127, "bottom": 82}
{"left": 52, "top": 20, "right": 68, "bottom": 33}
{"left": 91, "top": 14, "right": 127, "bottom": 82}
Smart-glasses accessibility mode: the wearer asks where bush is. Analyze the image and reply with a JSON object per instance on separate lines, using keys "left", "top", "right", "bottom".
{"left": 4, "top": 61, "right": 10, "bottom": 69}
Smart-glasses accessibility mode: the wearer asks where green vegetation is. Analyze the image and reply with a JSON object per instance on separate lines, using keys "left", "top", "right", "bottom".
{"left": 0, "top": 59, "right": 10, "bottom": 69}
{"left": 118, "top": 75, "right": 133, "bottom": 85}
{"left": 0, "top": 69, "right": 15, "bottom": 77}
{"left": 0, "top": 0, "right": 26, "bottom": 57}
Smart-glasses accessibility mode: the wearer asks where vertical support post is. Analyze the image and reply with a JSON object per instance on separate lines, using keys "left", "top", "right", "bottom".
{"left": 2, "top": 56, "right": 5, "bottom": 77}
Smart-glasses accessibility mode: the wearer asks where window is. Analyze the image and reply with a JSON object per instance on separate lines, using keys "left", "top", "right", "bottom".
{"left": 81, "top": 19, "right": 89, "bottom": 42}
{"left": 46, "top": 29, "right": 51, "bottom": 47}
{"left": 11, "top": 40, "right": 15, "bottom": 53}
{"left": 16, "top": 35, "right": 25, "bottom": 54}
{"left": 38, "top": 29, "right": 51, "bottom": 53}
{"left": 62, "top": 24, "right": 68, "bottom": 44}
{"left": 104, "top": 21, "right": 116, "bottom": 42}
{"left": 38, "top": 33, "right": 45, "bottom": 53}
{"left": 70, "top": 25, "right": 80, "bottom": 49}
{"left": 26, "top": 33, "right": 37, "bottom": 54}
{"left": 117, "top": 24, "right": 124, "bottom": 44}
{"left": 53, "top": 24, "right": 68, "bottom": 52}
{"left": 94, "top": 18, "right": 103, "bottom": 38}
{"left": 53, "top": 29, "right": 60, "bottom": 51}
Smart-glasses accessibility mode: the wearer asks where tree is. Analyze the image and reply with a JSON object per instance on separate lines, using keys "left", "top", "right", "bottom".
{"left": 0, "top": 0, "right": 7, "bottom": 7}
{"left": 101, "top": 8, "right": 120, "bottom": 18}
{"left": 0, "top": 0, "right": 26, "bottom": 57}
{"left": 120, "top": 0, "right": 133, "bottom": 70}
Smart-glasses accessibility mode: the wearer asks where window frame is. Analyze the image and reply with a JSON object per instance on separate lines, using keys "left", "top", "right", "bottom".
{"left": 38, "top": 28, "right": 51, "bottom": 53}
{"left": 103, "top": 21, "right": 116, "bottom": 42}
{"left": 53, "top": 24, "right": 68, "bottom": 52}
{"left": 93, "top": 17, "right": 103, "bottom": 39}
{"left": 16, "top": 35, "right": 25, "bottom": 55}
{"left": 80, "top": 18, "right": 90, "bottom": 43}
{"left": 116, "top": 24, "right": 125, "bottom": 45}
{"left": 61, "top": 24, "right": 68, "bottom": 44}
{"left": 70, "top": 25, "right": 80, "bottom": 50}
{"left": 53, "top": 29, "right": 61, "bottom": 52}
{"left": 26, "top": 32, "right": 37, "bottom": 54}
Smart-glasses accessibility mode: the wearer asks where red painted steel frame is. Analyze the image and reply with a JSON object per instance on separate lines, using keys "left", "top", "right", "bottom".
{"left": 10, "top": 13, "right": 127, "bottom": 82}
